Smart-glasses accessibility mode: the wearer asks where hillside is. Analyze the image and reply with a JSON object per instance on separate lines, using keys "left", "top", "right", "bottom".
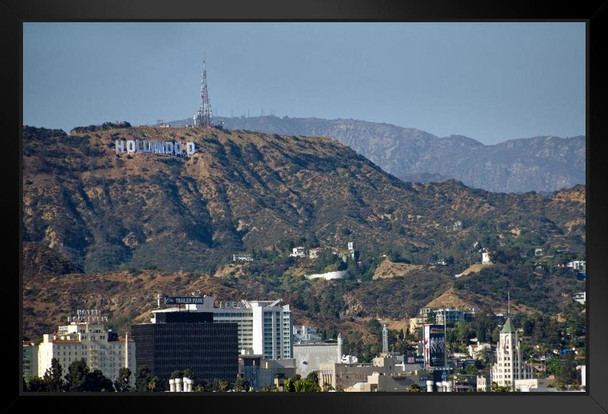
{"left": 21, "top": 124, "right": 586, "bottom": 342}
{"left": 21, "top": 245, "right": 584, "bottom": 342}
{"left": 166, "top": 115, "right": 585, "bottom": 194}
{"left": 22, "top": 125, "right": 585, "bottom": 273}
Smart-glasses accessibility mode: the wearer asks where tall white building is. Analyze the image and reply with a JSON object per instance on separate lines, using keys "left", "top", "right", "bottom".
{"left": 154, "top": 296, "right": 292, "bottom": 360}
{"left": 37, "top": 321, "right": 135, "bottom": 384}
{"left": 490, "top": 317, "right": 533, "bottom": 389}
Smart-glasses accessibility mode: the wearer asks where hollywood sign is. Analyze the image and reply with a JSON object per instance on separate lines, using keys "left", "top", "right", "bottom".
{"left": 115, "top": 139, "right": 196, "bottom": 157}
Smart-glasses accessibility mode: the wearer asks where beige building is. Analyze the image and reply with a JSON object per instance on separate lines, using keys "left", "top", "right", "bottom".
{"left": 343, "top": 371, "right": 417, "bottom": 392}
{"left": 37, "top": 321, "right": 135, "bottom": 384}
{"left": 318, "top": 356, "right": 414, "bottom": 391}
{"left": 490, "top": 317, "right": 534, "bottom": 389}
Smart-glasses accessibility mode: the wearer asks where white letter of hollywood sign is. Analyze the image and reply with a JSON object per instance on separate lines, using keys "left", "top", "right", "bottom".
{"left": 115, "top": 140, "right": 196, "bottom": 157}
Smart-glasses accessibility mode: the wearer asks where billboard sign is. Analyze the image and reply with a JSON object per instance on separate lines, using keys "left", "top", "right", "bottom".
{"left": 423, "top": 324, "right": 446, "bottom": 370}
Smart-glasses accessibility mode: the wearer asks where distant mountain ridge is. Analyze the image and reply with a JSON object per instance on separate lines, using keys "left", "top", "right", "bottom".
{"left": 165, "top": 115, "right": 584, "bottom": 194}
{"left": 23, "top": 124, "right": 584, "bottom": 274}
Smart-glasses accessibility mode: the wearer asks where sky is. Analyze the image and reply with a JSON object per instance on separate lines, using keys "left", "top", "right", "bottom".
{"left": 23, "top": 22, "right": 585, "bottom": 145}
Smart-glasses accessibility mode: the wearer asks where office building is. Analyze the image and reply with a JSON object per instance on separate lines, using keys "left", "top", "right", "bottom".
{"left": 159, "top": 296, "right": 292, "bottom": 360}
{"left": 131, "top": 310, "right": 238, "bottom": 383}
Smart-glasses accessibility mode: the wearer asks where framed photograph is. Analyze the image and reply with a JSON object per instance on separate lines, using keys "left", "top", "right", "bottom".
{"left": 8, "top": 1, "right": 608, "bottom": 413}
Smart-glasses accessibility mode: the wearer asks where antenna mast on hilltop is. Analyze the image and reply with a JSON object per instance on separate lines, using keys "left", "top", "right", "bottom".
{"left": 193, "top": 57, "right": 213, "bottom": 127}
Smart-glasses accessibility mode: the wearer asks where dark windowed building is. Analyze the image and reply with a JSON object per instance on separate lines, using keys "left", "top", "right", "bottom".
{"left": 131, "top": 311, "right": 238, "bottom": 383}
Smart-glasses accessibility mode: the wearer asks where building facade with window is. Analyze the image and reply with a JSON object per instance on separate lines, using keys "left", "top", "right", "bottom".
{"left": 490, "top": 317, "right": 534, "bottom": 388}
{"left": 159, "top": 297, "right": 293, "bottom": 360}
{"left": 22, "top": 342, "right": 38, "bottom": 380}
{"left": 36, "top": 322, "right": 135, "bottom": 383}
{"left": 131, "top": 311, "right": 238, "bottom": 383}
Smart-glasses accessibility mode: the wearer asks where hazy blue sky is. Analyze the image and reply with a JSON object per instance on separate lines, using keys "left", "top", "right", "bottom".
{"left": 23, "top": 22, "right": 585, "bottom": 145}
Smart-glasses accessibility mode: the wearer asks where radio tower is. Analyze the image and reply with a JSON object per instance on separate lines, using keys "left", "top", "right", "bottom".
{"left": 193, "top": 58, "right": 212, "bottom": 127}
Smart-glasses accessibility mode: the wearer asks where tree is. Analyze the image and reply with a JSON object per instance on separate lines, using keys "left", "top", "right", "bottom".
{"left": 283, "top": 374, "right": 320, "bottom": 392}
{"left": 260, "top": 384, "right": 279, "bottom": 392}
{"left": 135, "top": 366, "right": 151, "bottom": 392}
{"left": 558, "top": 352, "right": 578, "bottom": 385}
{"left": 545, "top": 355, "right": 563, "bottom": 377}
{"left": 283, "top": 377, "right": 296, "bottom": 392}
{"left": 306, "top": 371, "right": 319, "bottom": 384}
{"left": 196, "top": 379, "right": 212, "bottom": 392}
{"left": 491, "top": 382, "right": 512, "bottom": 392}
{"left": 65, "top": 359, "right": 89, "bottom": 392}
{"left": 407, "top": 383, "right": 423, "bottom": 392}
{"left": 85, "top": 369, "right": 115, "bottom": 392}
{"left": 170, "top": 370, "right": 184, "bottom": 379}
{"left": 149, "top": 377, "right": 166, "bottom": 392}
{"left": 43, "top": 358, "right": 64, "bottom": 392}
{"left": 233, "top": 376, "right": 250, "bottom": 392}
{"left": 26, "top": 376, "right": 47, "bottom": 392}
{"left": 293, "top": 377, "right": 321, "bottom": 392}
{"left": 211, "top": 378, "right": 228, "bottom": 392}
{"left": 183, "top": 368, "right": 196, "bottom": 382}
{"left": 114, "top": 367, "right": 132, "bottom": 392}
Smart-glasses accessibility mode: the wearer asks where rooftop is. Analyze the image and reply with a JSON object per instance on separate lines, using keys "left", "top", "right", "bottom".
{"left": 501, "top": 317, "right": 516, "bottom": 334}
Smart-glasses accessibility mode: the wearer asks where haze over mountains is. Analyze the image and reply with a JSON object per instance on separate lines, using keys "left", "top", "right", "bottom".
{"left": 165, "top": 115, "right": 584, "bottom": 194}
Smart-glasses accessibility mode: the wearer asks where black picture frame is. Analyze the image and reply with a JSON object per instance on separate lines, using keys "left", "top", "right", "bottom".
{"left": 6, "top": 1, "right": 608, "bottom": 413}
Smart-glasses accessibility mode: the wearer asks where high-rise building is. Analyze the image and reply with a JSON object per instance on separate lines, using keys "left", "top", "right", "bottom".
{"left": 158, "top": 296, "right": 293, "bottom": 360}
{"left": 37, "top": 321, "right": 135, "bottom": 384}
{"left": 490, "top": 317, "right": 534, "bottom": 389}
{"left": 131, "top": 311, "right": 238, "bottom": 383}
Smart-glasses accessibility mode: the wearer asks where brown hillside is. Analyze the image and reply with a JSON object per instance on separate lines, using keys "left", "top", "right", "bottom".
{"left": 23, "top": 125, "right": 585, "bottom": 274}
{"left": 372, "top": 259, "right": 423, "bottom": 280}
{"left": 424, "top": 287, "right": 536, "bottom": 315}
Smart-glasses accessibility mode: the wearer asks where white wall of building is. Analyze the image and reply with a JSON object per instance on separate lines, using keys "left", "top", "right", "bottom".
{"left": 293, "top": 342, "right": 341, "bottom": 377}
{"left": 37, "top": 323, "right": 135, "bottom": 384}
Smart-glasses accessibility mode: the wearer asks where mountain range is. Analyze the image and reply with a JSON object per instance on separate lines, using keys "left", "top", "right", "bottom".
{"left": 165, "top": 115, "right": 584, "bottom": 194}
{"left": 23, "top": 124, "right": 584, "bottom": 273}
{"left": 21, "top": 123, "right": 586, "bottom": 341}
